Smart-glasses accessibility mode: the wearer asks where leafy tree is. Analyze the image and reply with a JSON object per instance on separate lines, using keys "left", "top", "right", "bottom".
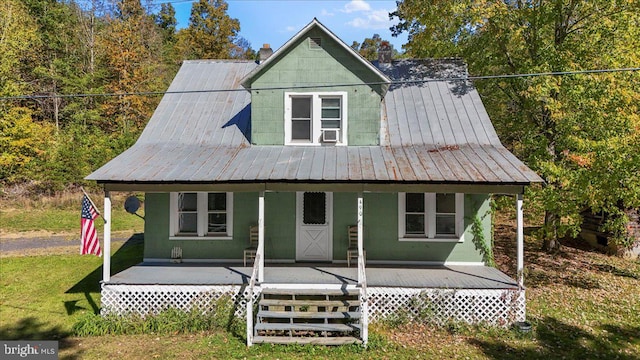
{"left": 156, "top": 2, "right": 177, "bottom": 43}
{"left": 154, "top": 2, "right": 182, "bottom": 72}
{"left": 0, "top": 0, "right": 53, "bottom": 183}
{"left": 391, "top": 0, "right": 640, "bottom": 251}
{"left": 351, "top": 34, "right": 400, "bottom": 61}
{"left": 99, "top": 0, "right": 166, "bottom": 134}
{"left": 176, "top": 0, "right": 241, "bottom": 59}
{"left": 113, "top": 0, "right": 144, "bottom": 19}
{"left": 0, "top": 0, "right": 39, "bottom": 97}
{"left": 23, "top": 0, "right": 100, "bottom": 131}
{"left": 229, "top": 36, "right": 257, "bottom": 60}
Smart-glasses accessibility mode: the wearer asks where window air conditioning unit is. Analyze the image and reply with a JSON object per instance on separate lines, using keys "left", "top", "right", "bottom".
{"left": 322, "top": 129, "right": 339, "bottom": 143}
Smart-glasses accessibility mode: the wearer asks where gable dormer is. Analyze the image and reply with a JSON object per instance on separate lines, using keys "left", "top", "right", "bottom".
{"left": 241, "top": 19, "right": 390, "bottom": 146}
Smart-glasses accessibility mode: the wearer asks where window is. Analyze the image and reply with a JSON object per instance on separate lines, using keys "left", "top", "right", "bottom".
{"left": 170, "top": 192, "right": 233, "bottom": 239}
{"left": 398, "top": 193, "right": 464, "bottom": 242}
{"left": 291, "top": 96, "right": 312, "bottom": 141}
{"left": 303, "top": 192, "right": 327, "bottom": 225}
{"left": 285, "top": 92, "right": 347, "bottom": 145}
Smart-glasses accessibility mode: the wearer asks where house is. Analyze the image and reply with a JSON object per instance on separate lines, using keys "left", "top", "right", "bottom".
{"left": 86, "top": 19, "right": 543, "bottom": 345}
{"left": 580, "top": 208, "right": 640, "bottom": 259}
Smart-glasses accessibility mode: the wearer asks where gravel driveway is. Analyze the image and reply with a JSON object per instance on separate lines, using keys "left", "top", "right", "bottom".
{"left": 0, "top": 233, "right": 143, "bottom": 252}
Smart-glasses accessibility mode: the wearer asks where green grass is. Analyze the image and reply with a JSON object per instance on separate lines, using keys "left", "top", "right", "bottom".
{"left": 0, "top": 208, "right": 144, "bottom": 235}
{"left": 0, "top": 242, "right": 143, "bottom": 339}
{"left": 0, "top": 193, "right": 144, "bottom": 236}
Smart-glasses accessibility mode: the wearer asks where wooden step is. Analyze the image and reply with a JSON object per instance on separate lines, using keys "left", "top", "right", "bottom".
{"left": 259, "top": 299, "right": 360, "bottom": 307}
{"left": 260, "top": 288, "right": 359, "bottom": 296}
{"left": 257, "top": 310, "right": 360, "bottom": 319}
{"left": 252, "top": 336, "right": 362, "bottom": 345}
{"left": 255, "top": 322, "right": 360, "bottom": 332}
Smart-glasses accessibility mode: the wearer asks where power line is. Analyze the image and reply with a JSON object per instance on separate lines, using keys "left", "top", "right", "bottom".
{"left": 1, "top": 67, "right": 638, "bottom": 101}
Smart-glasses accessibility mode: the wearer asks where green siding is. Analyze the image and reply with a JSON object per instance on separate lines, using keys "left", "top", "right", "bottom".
{"left": 249, "top": 28, "right": 383, "bottom": 145}
{"left": 143, "top": 193, "right": 170, "bottom": 259}
{"left": 264, "top": 192, "right": 296, "bottom": 260}
{"left": 144, "top": 192, "right": 258, "bottom": 260}
{"left": 342, "top": 193, "right": 491, "bottom": 263}
{"left": 332, "top": 193, "right": 358, "bottom": 260}
{"left": 143, "top": 192, "right": 492, "bottom": 264}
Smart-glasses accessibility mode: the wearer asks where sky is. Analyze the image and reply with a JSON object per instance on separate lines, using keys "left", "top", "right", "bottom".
{"left": 171, "top": 0, "right": 409, "bottom": 52}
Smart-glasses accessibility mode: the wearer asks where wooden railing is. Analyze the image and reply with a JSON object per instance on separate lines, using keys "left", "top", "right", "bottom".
{"left": 246, "top": 252, "right": 261, "bottom": 347}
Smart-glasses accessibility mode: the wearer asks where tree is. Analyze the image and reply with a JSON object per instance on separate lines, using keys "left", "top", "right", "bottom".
{"left": 176, "top": 0, "right": 241, "bottom": 59}
{"left": 156, "top": 2, "right": 177, "bottom": 43}
{"left": 23, "top": 0, "right": 99, "bottom": 131}
{"left": 351, "top": 34, "right": 400, "bottom": 61}
{"left": 0, "top": 0, "right": 53, "bottom": 183}
{"left": 391, "top": 1, "right": 640, "bottom": 252}
{"left": 99, "top": 0, "right": 166, "bottom": 134}
{"left": 229, "top": 36, "right": 256, "bottom": 60}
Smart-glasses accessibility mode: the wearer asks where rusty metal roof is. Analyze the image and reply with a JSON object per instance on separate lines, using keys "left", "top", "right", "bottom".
{"left": 86, "top": 59, "right": 542, "bottom": 186}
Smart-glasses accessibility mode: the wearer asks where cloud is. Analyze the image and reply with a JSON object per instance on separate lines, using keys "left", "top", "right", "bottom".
{"left": 285, "top": 26, "right": 297, "bottom": 32}
{"left": 320, "top": 9, "right": 335, "bottom": 17}
{"left": 347, "top": 9, "right": 392, "bottom": 29}
{"left": 343, "top": 0, "right": 371, "bottom": 13}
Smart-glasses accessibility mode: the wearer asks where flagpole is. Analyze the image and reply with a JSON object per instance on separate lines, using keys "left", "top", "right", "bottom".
{"left": 80, "top": 186, "right": 106, "bottom": 222}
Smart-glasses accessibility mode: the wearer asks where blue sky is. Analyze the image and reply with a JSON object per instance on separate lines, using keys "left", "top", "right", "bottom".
{"left": 171, "top": 0, "right": 409, "bottom": 52}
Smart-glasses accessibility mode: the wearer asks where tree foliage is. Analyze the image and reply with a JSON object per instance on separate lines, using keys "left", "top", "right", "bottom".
{"left": 392, "top": 0, "right": 640, "bottom": 249}
{"left": 351, "top": 34, "right": 400, "bottom": 61}
{"left": 0, "top": 0, "right": 253, "bottom": 193}
{"left": 99, "top": 0, "right": 165, "bottom": 134}
{"left": 0, "top": 0, "right": 51, "bottom": 182}
{"left": 176, "top": 0, "right": 241, "bottom": 60}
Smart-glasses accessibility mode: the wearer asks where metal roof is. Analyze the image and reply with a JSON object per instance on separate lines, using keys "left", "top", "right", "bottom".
{"left": 86, "top": 59, "right": 542, "bottom": 186}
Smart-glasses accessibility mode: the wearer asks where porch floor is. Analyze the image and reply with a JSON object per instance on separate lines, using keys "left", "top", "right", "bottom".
{"left": 106, "top": 263, "right": 518, "bottom": 289}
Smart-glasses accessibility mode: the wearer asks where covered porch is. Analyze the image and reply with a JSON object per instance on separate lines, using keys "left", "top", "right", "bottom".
{"left": 105, "top": 262, "right": 519, "bottom": 289}
{"left": 98, "top": 188, "right": 528, "bottom": 346}
{"left": 100, "top": 262, "right": 525, "bottom": 333}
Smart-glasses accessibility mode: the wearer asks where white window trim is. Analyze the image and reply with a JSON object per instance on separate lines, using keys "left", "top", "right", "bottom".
{"left": 169, "top": 192, "right": 233, "bottom": 240}
{"left": 398, "top": 193, "right": 464, "bottom": 242}
{"left": 284, "top": 91, "right": 348, "bottom": 146}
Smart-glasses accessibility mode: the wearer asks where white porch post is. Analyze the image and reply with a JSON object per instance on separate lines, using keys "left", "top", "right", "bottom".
{"left": 258, "top": 191, "right": 265, "bottom": 283}
{"left": 103, "top": 191, "right": 112, "bottom": 282}
{"left": 516, "top": 193, "right": 524, "bottom": 289}
{"left": 357, "top": 192, "right": 368, "bottom": 346}
{"left": 357, "top": 193, "right": 363, "bottom": 266}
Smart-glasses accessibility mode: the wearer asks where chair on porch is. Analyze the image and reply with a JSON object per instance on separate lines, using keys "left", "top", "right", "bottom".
{"left": 347, "top": 225, "right": 365, "bottom": 267}
{"left": 244, "top": 225, "right": 259, "bottom": 267}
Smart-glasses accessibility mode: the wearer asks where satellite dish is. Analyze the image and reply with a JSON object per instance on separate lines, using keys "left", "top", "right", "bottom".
{"left": 124, "top": 196, "right": 141, "bottom": 214}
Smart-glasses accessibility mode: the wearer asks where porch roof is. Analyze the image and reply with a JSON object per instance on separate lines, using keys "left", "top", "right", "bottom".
{"left": 106, "top": 263, "right": 519, "bottom": 290}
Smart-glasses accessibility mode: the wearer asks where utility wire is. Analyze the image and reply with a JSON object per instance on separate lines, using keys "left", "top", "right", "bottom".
{"left": 1, "top": 67, "right": 638, "bottom": 101}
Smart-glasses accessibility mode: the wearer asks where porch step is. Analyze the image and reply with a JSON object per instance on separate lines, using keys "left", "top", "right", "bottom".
{"left": 252, "top": 336, "right": 362, "bottom": 345}
{"left": 253, "top": 287, "right": 364, "bottom": 345}
{"left": 259, "top": 299, "right": 360, "bottom": 308}
{"left": 255, "top": 322, "right": 360, "bottom": 332}
{"left": 260, "top": 288, "right": 359, "bottom": 296}
{"left": 258, "top": 310, "right": 360, "bottom": 319}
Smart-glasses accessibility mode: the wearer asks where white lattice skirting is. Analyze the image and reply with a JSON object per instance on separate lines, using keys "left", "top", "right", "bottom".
{"left": 367, "top": 287, "right": 525, "bottom": 326}
{"left": 101, "top": 284, "right": 525, "bottom": 326}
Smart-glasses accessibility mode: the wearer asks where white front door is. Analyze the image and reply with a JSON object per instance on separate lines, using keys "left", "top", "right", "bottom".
{"left": 296, "top": 192, "right": 333, "bottom": 261}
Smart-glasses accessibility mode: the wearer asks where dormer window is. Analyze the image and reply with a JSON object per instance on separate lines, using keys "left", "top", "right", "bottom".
{"left": 285, "top": 92, "right": 348, "bottom": 145}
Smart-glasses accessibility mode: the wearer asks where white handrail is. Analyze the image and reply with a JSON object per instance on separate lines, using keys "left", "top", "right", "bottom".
{"left": 246, "top": 252, "right": 261, "bottom": 347}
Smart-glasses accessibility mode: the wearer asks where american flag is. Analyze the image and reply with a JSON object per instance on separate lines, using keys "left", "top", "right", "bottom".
{"left": 81, "top": 195, "right": 102, "bottom": 256}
